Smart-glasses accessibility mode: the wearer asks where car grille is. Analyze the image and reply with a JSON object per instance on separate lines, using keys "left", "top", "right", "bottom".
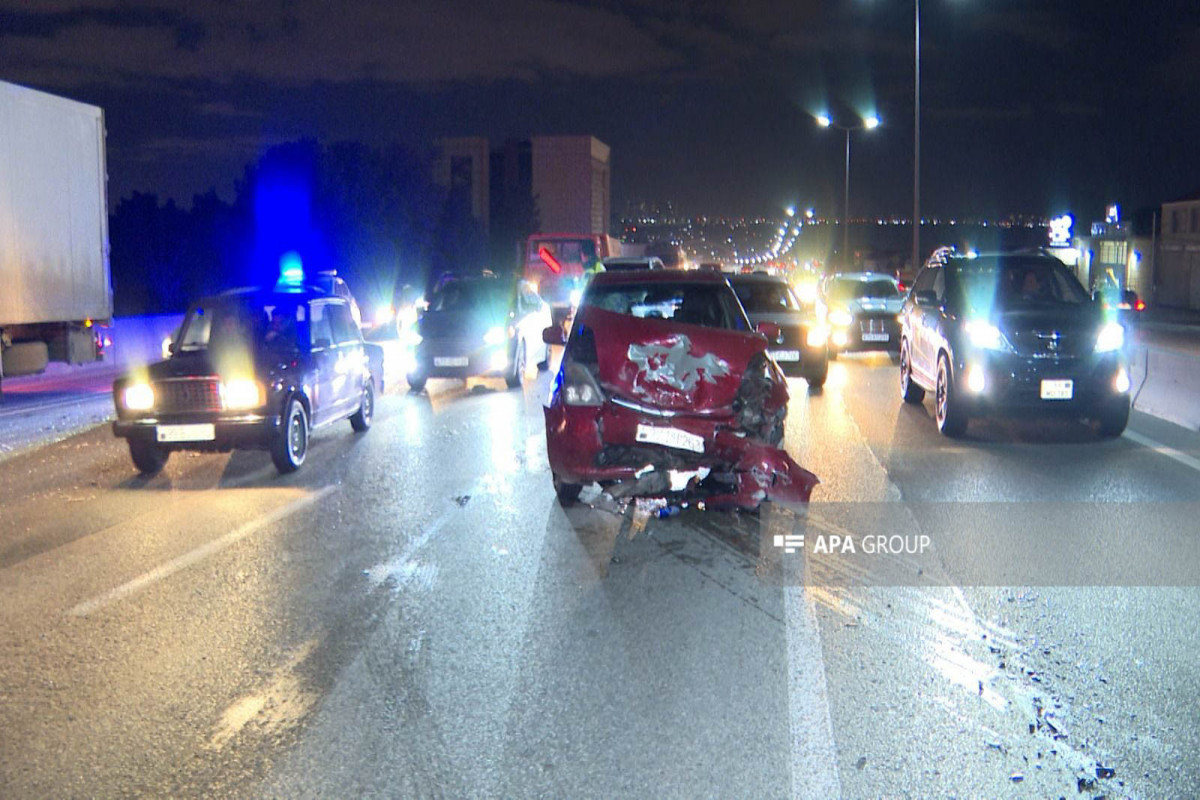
{"left": 156, "top": 379, "right": 222, "bottom": 413}
{"left": 1008, "top": 329, "right": 1088, "bottom": 359}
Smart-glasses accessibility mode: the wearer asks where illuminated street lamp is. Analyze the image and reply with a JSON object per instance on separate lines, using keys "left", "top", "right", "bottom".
{"left": 816, "top": 113, "right": 881, "bottom": 267}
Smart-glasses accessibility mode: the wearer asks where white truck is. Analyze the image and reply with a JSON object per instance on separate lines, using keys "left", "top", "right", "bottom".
{"left": 0, "top": 80, "right": 112, "bottom": 397}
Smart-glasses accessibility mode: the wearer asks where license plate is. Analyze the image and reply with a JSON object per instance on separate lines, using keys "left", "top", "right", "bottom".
{"left": 635, "top": 424, "right": 705, "bottom": 454}
{"left": 434, "top": 356, "right": 468, "bottom": 367}
{"left": 769, "top": 349, "right": 800, "bottom": 362}
{"left": 861, "top": 332, "right": 890, "bottom": 342}
{"left": 157, "top": 423, "right": 215, "bottom": 442}
{"left": 1040, "top": 379, "right": 1074, "bottom": 400}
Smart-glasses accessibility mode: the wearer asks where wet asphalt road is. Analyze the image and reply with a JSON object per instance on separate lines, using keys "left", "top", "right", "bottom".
{"left": 1, "top": 351, "right": 1198, "bottom": 798}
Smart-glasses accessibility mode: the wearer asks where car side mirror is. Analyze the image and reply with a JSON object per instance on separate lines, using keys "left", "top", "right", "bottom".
{"left": 914, "top": 289, "right": 937, "bottom": 306}
{"left": 756, "top": 321, "right": 781, "bottom": 340}
{"left": 542, "top": 325, "right": 565, "bottom": 346}
{"left": 167, "top": 340, "right": 177, "bottom": 356}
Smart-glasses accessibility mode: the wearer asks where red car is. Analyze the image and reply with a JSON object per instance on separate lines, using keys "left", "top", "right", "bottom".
{"left": 543, "top": 270, "right": 819, "bottom": 509}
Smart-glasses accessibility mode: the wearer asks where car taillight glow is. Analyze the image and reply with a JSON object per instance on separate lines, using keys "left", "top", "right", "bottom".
{"left": 1135, "top": 299, "right": 1146, "bottom": 311}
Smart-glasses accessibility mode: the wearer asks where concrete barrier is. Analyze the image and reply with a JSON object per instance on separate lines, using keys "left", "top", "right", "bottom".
{"left": 1129, "top": 343, "right": 1200, "bottom": 431}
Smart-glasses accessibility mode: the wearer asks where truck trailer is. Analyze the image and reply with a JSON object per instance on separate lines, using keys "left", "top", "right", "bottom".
{"left": 0, "top": 80, "right": 112, "bottom": 396}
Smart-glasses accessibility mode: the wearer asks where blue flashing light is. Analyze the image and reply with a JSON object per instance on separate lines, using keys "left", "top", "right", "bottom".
{"left": 279, "top": 251, "right": 305, "bottom": 285}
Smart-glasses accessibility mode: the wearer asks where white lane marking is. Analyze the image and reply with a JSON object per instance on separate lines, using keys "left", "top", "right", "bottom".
{"left": 1124, "top": 429, "right": 1200, "bottom": 474}
{"left": 784, "top": 584, "right": 843, "bottom": 800}
{"left": 68, "top": 486, "right": 337, "bottom": 617}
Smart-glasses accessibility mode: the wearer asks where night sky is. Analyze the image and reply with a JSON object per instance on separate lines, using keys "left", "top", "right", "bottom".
{"left": 3, "top": 1, "right": 1198, "bottom": 219}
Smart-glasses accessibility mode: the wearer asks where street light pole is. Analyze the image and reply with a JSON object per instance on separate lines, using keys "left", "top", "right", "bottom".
{"left": 913, "top": 0, "right": 921, "bottom": 275}
{"left": 844, "top": 127, "right": 851, "bottom": 265}
{"left": 817, "top": 113, "right": 879, "bottom": 270}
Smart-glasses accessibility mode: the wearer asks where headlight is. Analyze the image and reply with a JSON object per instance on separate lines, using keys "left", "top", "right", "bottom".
{"left": 122, "top": 383, "right": 155, "bottom": 411}
{"left": 222, "top": 379, "right": 265, "bottom": 410}
{"left": 483, "top": 325, "right": 506, "bottom": 346}
{"left": 374, "top": 305, "right": 396, "bottom": 326}
{"left": 965, "top": 320, "right": 1008, "bottom": 351}
{"left": 806, "top": 326, "right": 829, "bottom": 347}
{"left": 569, "top": 289, "right": 583, "bottom": 307}
{"left": 828, "top": 309, "right": 853, "bottom": 328}
{"left": 1095, "top": 322, "right": 1125, "bottom": 353}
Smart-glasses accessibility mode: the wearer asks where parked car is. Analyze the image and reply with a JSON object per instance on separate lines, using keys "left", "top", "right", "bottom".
{"left": 542, "top": 269, "right": 818, "bottom": 509}
{"left": 727, "top": 273, "right": 829, "bottom": 388}
{"left": 406, "top": 275, "right": 552, "bottom": 391}
{"left": 898, "top": 253, "right": 1131, "bottom": 437}
{"left": 819, "top": 272, "right": 905, "bottom": 356}
{"left": 113, "top": 285, "right": 382, "bottom": 474}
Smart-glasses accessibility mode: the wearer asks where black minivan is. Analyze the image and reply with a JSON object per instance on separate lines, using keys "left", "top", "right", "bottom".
{"left": 898, "top": 253, "right": 1131, "bottom": 437}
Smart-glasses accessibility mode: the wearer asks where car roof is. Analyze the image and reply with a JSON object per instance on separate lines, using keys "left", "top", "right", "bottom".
{"left": 590, "top": 269, "right": 728, "bottom": 286}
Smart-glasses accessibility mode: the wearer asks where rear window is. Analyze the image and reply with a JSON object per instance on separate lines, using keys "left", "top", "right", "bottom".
{"left": 583, "top": 282, "right": 749, "bottom": 331}
{"left": 731, "top": 280, "right": 801, "bottom": 313}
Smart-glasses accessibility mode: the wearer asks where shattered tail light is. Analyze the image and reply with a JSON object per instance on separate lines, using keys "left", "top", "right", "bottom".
{"left": 562, "top": 361, "right": 604, "bottom": 406}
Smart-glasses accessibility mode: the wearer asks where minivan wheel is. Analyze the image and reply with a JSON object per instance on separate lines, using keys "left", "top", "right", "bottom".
{"left": 129, "top": 438, "right": 169, "bottom": 474}
{"left": 935, "top": 355, "right": 968, "bottom": 437}
{"left": 272, "top": 397, "right": 309, "bottom": 473}
{"left": 900, "top": 340, "right": 925, "bottom": 404}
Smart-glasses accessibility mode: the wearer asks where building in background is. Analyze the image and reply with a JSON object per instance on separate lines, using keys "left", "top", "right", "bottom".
{"left": 531, "top": 135, "right": 611, "bottom": 236}
{"left": 1072, "top": 204, "right": 1156, "bottom": 303}
{"left": 437, "top": 135, "right": 612, "bottom": 271}
{"left": 1158, "top": 192, "right": 1200, "bottom": 309}
{"left": 434, "top": 137, "right": 490, "bottom": 233}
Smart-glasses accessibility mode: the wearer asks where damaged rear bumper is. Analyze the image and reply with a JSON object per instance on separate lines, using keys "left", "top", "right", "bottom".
{"left": 544, "top": 400, "right": 818, "bottom": 508}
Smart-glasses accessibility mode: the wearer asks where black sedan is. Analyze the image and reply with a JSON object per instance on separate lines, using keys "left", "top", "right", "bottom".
{"left": 113, "top": 286, "right": 382, "bottom": 474}
{"left": 820, "top": 272, "right": 905, "bottom": 356}
{"left": 727, "top": 273, "right": 828, "bottom": 388}
{"left": 898, "top": 253, "right": 1131, "bottom": 437}
{"left": 405, "top": 276, "right": 552, "bottom": 391}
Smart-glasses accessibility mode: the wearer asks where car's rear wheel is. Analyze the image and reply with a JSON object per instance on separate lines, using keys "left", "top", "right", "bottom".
{"left": 935, "top": 354, "right": 968, "bottom": 437}
{"left": 506, "top": 342, "right": 526, "bottom": 389}
{"left": 350, "top": 379, "right": 374, "bottom": 432}
{"left": 1096, "top": 397, "right": 1130, "bottom": 438}
{"left": 271, "top": 397, "right": 309, "bottom": 473}
{"left": 128, "top": 438, "right": 168, "bottom": 475}
{"left": 900, "top": 340, "right": 925, "bottom": 404}
{"left": 553, "top": 474, "right": 582, "bottom": 504}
